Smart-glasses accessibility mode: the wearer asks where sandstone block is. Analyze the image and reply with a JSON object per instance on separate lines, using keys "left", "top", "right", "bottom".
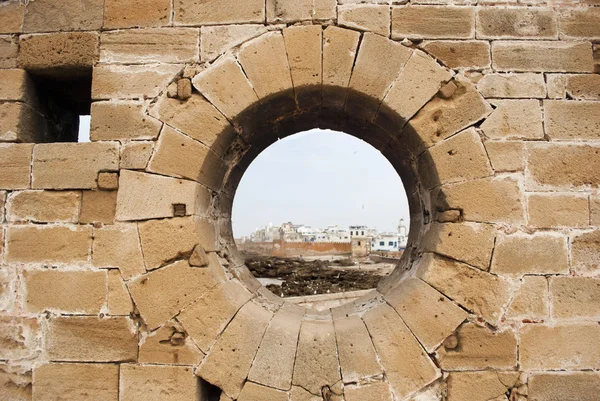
{"left": 33, "top": 363, "right": 119, "bottom": 401}
{"left": 0, "top": 69, "right": 38, "bottom": 105}
{"left": 0, "top": 35, "right": 18, "bottom": 68}
{"left": 80, "top": 190, "right": 117, "bottom": 224}
{"left": 107, "top": 269, "right": 134, "bottom": 315}
{"left": 385, "top": 278, "right": 467, "bottom": 352}
{"left": 409, "top": 78, "right": 492, "bottom": 151}
{"left": 100, "top": 28, "right": 199, "bottom": 64}
{"left": 24, "top": 269, "right": 105, "bottom": 313}
{"left": 90, "top": 101, "right": 162, "bottom": 141}
{"left": 447, "top": 371, "right": 521, "bottom": 401}
{"left": 283, "top": 25, "right": 322, "bottom": 107}
{"left": 116, "top": 170, "right": 203, "bottom": 221}
{"left": 572, "top": 230, "right": 600, "bottom": 275}
{"left": 527, "top": 193, "right": 589, "bottom": 228}
{"left": 197, "top": 302, "right": 273, "bottom": 399}
{"left": 476, "top": 7, "right": 557, "bottom": 39}
{"left": 481, "top": 99, "right": 544, "bottom": 139}
{"left": 175, "top": 0, "right": 264, "bottom": 25}
{"left": 92, "top": 64, "right": 181, "bottom": 100}
{"left": 363, "top": 303, "right": 439, "bottom": 399}
{"left": 120, "top": 365, "right": 198, "bottom": 401}
{"left": 529, "top": 372, "right": 600, "bottom": 401}
{"left": 128, "top": 260, "right": 225, "bottom": 330}
{"left": 528, "top": 143, "right": 600, "bottom": 189}
{"left": 559, "top": 8, "right": 600, "bottom": 39}
{"left": 419, "top": 128, "right": 492, "bottom": 189}
{"left": 422, "top": 222, "right": 495, "bottom": 270}
{"left": 32, "top": 142, "right": 118, "bottom": 190}
{"left": 104, "top": 0, "right": 171, "bottom": 29}
{"left": 139, "top": 322, "right": 203, "bottom": 365}
{"left": 23, "top": 0, "right": 103, "bottom": 33}
{"left": 491, "top": 233, "right": 568, "bottom": 276}
{"left": 421, "top": 40, "right": 490, "bottom": 69}
{"left": 547, "top": 74, "right": 600, "bottom": 100}
{"left": 0, "top": 102, "right": 47, "bottom": 143}
{"left": 322, "top": 26, "right": 360, "bottom": 109}
{"left": 485, "top": 141, "right": 524, "bottom": 172}
{"left": 0, "top": 1, "right": 24, "bottom": 34}
{"left": 201, "top": 25, "right": 267, "bottom": 61}
{"left": 0, "top": 363, "right": 31, "bottom": 401}
{"left": 437, "top": 323, "right": 517, "bottom": 370}
{"left": 417, "top": 254, "right": 510, "bottom": 323}
{"left": 97, "top": 172, "right": 118, "bottom": 190}
{"left": 550, "top": 277, "right": 600, "bottom": 319}
{"left": 392, "top": 6, "right": 475, "bottom": 39}
{"left": 192, "top": 56, "right": 259, "bottom": 119}
{"left": 19, "top": 32, "right": 99, "bottom": 71}
{"left": 477, "top": 73, "right": 546, "bottom": 98}
{"left": 434, "top": 177, "right": 524, "bottom": 225}
{"left": 149, "top": 94, "right": 233, "bottom": 157}
{"left": 520, "top": 323, "right": 600, "bottom": 370}
{"left": 6, "top": 190, "right": 80, "bottom": 223}
{"left": 334, "top": 316, "right": 382, "bottom": 383}
{"left": 379, "top": 50, "right": 452, "bottom": 128}
{"left": 492, "top": 41, "right": 593, "bottom": 72}
{"left": 0, "top": 316, "right": 39, "bottom": 360}
{"left": 148, "top": 126, "right": 227, "bottom": 191}
{"left": 544, "top": 100, "right": 600, "bottom": 140}
{"left": 344, "top": 382, "right": 393, "bottom": 401}
{"left": 6, "top": 225, "right": 91, "bottom": 264}
{"left": 248, "top": 308, "right": 302, "bottom": 391}
{"left": 121, "top": 141, "right": 153, "bottom": 169}
{"left": 293, "top": 317, "right": 342, "bottom": 396}
{"left": 93, "top": 224, "right": 145, "bottom": 279}
{"left": 238, "top": 382, "right": 288, "bottom": 401}
{"left": 46, "top": 316, "right": 137, "bottom": 362}
{"left": 506, "top": 276, "right": 548, "bottom": 321}
{"left": 339, "top": 4, "right": 390, "bottom": 36}
{"left": 266, "top": 0, "right": 336, "bottom": 23}
{"left": 0, "top": 144, "right": 32, "bottom": 189}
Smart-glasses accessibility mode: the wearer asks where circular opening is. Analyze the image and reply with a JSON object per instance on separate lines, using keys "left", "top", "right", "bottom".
{"left": 231, "top": 128, "right": 411, "bottom": 304}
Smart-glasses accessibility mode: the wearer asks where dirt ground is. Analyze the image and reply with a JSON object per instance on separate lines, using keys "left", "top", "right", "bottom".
{"left": 243, "top": 253, "right": 395, "bottom": 297}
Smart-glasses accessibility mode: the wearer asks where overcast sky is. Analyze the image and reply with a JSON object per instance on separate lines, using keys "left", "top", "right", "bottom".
{"left": 232, "top": 129, "right": 410, "bottom": 237}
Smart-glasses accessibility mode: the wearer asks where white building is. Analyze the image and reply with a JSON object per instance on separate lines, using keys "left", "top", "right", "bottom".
{"left": 371, "top": 219, "right": 409, "bottom": 252}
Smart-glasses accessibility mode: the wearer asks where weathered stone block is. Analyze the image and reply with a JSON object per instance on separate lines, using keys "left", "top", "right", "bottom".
{"left": 104, "top": 0, "right": 171, "bottom": 29}
{"left": 434, "top": 177, "right": 524, "bottom": 224}
{"left": 520, "top": 324, "right": 600, "bottom": 370}
{"left": 477, "top": 73, "right": 546, "bottom": 98}
{"left": 492, "top": 41, "right": 593, "bottom": 72}
{"left": 24, "top": 269, "right": 105, "bottom": 313}
{"left": 0, "top": 363, "right": 31, "bottom": 401}
{"left": 0, "top": 35, "right": 18, "bottom": 69}
{"left": 491, "top": 234, "right": 569, "bottom": 276}
{"left": 197, "top": 302, "right": 272, "bottom": 399}
{"left": 90, "top": 101, "right": 162, "bottom": 141}
{"left": 46, "top": 316, "right": 137, "bottom": 362}
{"left": 0, "top": 316, "right": 39, "bottom": 360}
{"left": 547, "top": 73, "right": 600, "bottom": 100}
{"left": 339, "top": 4, "right": 390, "bottom": 36}
{"left": 100, "top": 28, "right": 199, "bottom": 64}
{"left": 572, "top": 230, "right": 600, "bottom": 275}
{"left": 120, "top": 365, "right": 198, "bottom": 401}
{"left": 23, "top": 0, "right": 104, "bottom": 33}
{"left": 139, "top": 322, "right": 203, "bottom": 365}
{"left": 0, "top": 102, "right": 47, "bottom": 143}
{"left": 529, "top": 372, "right": 600, "bottom": 401}
{"left": 0, "top": 69, "right": 38, "bottom": 105}
{"left": 6, "top": 190, "right": 80, "bottom": 223}
{"left": 559, "top": 8, "right": 600, "bottom": 39}
{"left": 447, "top": 372, "right": 521, "bottom": 401}
{"left": 506, "top": 276, "right": 549, "bottom": 321}
{"left": 6, "top": 225, "right": 91, "bottom": 264}
{"left": 345, "top": 382, "right": 393, "bottom": 401}
{"left": 0, "top": 1, "right": 24, "bottom": 34}
{"left": 33, "top": 363, "right": 119, "bottom": 401}
{"left": 121, "top": 141, "right": 153, "bottom": 170}
{"left": 527, "top": 193, "right": 589, "bottom": 228}
{"left": 484, "top": 141, "right": 524, "bottom": 172}
{"left": 128, "top": 260, "right": 225, "bottom": 330}
{"left": 80, "top": 190, "right": 117, "bottom": 224}
{"left": 528, "top": 143, "right": 600, "bottom": 189}
{"left": 92, "top": 64, "right": 181, "bottom": 100}
{"left": 201, "top": 25, "right": 267, "bottom": 61}
{"left": 550, "top": 277, "right": 600, "bottom": 319}
{"left": 476, "top": 7, "right": 557, "bottom": 39}
{"left": 417, "top": 254, "right": 510, "bottom": 323}
{"left": 363, "top": 303, "right": 439, "bottom": 399}
{"left": 32, "top": 142, "right": 119, "bottom": 190}
{"left": 266, "top": 0, "right": 336, "bottom": 23}
{"left": 322, "top": 26, "right": 360, "bottom": 109}
{"left": 0, "top": 144, "right": 33, "bottom": 189}
{"left": 248, "top": 308, "right": 302, "bottom": 391}
{"left": 93, "top": 224, "right": 145, "bottom": 280}
{"left": 97, "top": 172, "right": 118, "bottom": 190}
{"left": 115, "top": 170, "right": 203, "bottom": 221}
{"left": 175, "top": 0, "right": 264, "bottom": 25}
{"left": 238, "top": 382, "right": 288, "bottom": 401}
{"left": 283, "top": 25, "right": 322, "bottom": 107}
{"left": 544, "top": 100, "right": 600, "bottom": 140}
{"left": 393, "top": 6, "right": 474, "bottom": 39}
{"left": 481, "top": 99, "right": 544, "bottom": 139}
{"left": 107, "top": 269, "right": 134, "bottom": 315}
{"left": 334, "top": 316, "right": 382, "bottom": 383}
{"left": 421, "top": 40, "right": 490, "bottom": 69}
{"left": 19, "top": 32, "right": 99, "bottom": 71}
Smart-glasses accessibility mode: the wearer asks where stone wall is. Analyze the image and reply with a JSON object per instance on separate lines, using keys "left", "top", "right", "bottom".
{"left": 1, "top": 0, "right": 600, "bottom": 400}
{"left": 238, "top": 240, "right": 352, "bottom": 257}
